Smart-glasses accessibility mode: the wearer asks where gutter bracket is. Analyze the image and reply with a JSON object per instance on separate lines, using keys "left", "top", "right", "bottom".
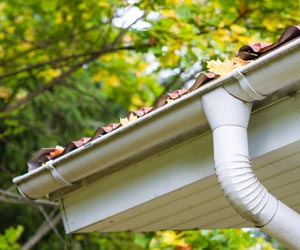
{"left": 44, "top": 160, "right": 73, "bottom": 186}
{"left": 232, "top": 69, "right": 267, "bottom": 101}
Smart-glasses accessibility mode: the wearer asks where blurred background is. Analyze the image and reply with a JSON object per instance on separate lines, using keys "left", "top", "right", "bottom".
{"left": 1, "top": 0, "right": 299, "bottom": 249}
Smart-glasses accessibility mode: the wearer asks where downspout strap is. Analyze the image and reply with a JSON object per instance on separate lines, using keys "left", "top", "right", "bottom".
{"left": 44, "top": 160, "right": 73, "bottom": 186}
{"left": 232, "top": 69, "right": 267, "bottom": 101}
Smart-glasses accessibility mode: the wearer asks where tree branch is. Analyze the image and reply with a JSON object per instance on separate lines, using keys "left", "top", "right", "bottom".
{"left": 3, "top": 55, "right": 96, "bottom": 113}
{"left": 21, "top": 212, "right": 62, "bottom": 250}
{"left": 110, "top": 10, "right": 146, "bottom": 49}
{"left": 0, "top": 25, "right": 105, "bottom": 68}
{"left": 0, "top": 188, "right": 58, "bottom": 207}
{"left": 62, "top": 82, "right": 104, "bottom": 106}
{"left": 61, "top": 81, "right": 118, "bottom": 118}
{"left": 3, "top": 44, "right": 151, "bottom": 114}
{"left": 0, "top": 44, "right": 142, "bottom": 81}
{"left": 38, "top": 206, "right": 65, "bottom": 246}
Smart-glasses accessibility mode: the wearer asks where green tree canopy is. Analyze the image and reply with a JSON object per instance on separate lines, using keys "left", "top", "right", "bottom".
{"left": 0, "top": 0, "right": 299, "bottom": 249}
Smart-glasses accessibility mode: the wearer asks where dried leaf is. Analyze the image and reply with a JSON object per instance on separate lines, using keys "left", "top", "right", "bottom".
{"left": 206, "top": 57, "right": 248, "bottom": 77}
{"left": 167, "top": 98, "right": 174, "bottom": 104}
{"left": 132, "top": 107, "right": 153, "bottom": 117}
{"left": 102, "top": 123, "right": 121, "bottom": 133}
{"left": 120, "top": 113, "right": 138, "bottom": 126}
{"left": 49, "top": 145, "right": 65, "bottom": 159}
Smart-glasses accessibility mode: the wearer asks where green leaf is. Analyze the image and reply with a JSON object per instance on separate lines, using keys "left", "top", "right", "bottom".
{"left": 41, "top": 1, "right": 57, "bottom": 12}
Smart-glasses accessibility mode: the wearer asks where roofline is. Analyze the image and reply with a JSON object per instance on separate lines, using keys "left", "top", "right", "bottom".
{"left": 13, "top": 38, "right": 300, "bottom": 200}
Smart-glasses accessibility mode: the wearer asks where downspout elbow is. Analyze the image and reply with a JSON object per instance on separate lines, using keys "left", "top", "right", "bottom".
{"left": 201, "top": 87, "right": 300, "bottom": 250}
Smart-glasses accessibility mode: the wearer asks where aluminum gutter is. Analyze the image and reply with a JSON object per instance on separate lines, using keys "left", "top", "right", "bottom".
{"left": 13, "top": 37, "right": 300, "bottom": 200}
{"left": 13, "top": 88, "right": 212, "bottom": 199}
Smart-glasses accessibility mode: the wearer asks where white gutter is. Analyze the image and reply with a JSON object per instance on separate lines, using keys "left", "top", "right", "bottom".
{"left": 202, "top": 87, "right": 300, "bottom": 249}
{"left": 13, "top": 90, "right": 210, "bottom": 199}
{"left": 13, "top": 36, "right": 300, "bottom": 223}
{"left": 223, "top": 37, "right": 300, "bottom": 102}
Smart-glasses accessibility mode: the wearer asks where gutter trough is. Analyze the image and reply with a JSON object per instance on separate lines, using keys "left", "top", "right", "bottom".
{"left": 13, "top": 37, "right": 300, "bottom": 200}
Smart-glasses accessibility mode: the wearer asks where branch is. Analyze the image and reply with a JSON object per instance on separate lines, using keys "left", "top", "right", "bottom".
{"left": 153, "top": 67, "right": 186, "bottom": 104}
{"left": 3, "top": 56, "right": 96, "bottom": 113}
{"left": 62, "top": 82, "right": 104, "bottom": 106}
{"left": 0, "top": 25, "right": 105, "bottom": 68}
{"left": 0, "top": 44, "right": 141, "bottom": 81}
{"left": 0, "top": 188, "right": 58, "bottom": 207}
{"left": 0, "top": 197, "right": 58, "bottom": 207}
{"left": 163, "top": 67, "right": 186, "bottom": 93}
{"left": 61, "top": 81, "right": 118, "bottom": 118}
{"left": 21, "top": 212, "right": 62, "bottom": 250}
{"left": 0, "top": 50, "right": 101, "bottom": 80}
{"left": 38, "top": 206, "right": 65, "bottom": 245}
{"left": 3, "top": 44, "right": 150, "bottom": 114}
{"left": 110, "top": 10, "right": 146, "bottom": 48}
{"left": 0, "top": 55, "right": 80, "bottom": 80}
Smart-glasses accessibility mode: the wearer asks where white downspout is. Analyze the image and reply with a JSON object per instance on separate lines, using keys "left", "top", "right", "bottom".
{"left": 201, "top": 87, "right": 300, "bottom": 250}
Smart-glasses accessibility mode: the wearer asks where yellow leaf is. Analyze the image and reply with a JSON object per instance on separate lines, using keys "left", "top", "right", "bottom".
{"left": 38, "top": 68, "right": 61, "bottom": 81}
{"left": 105, "top": 75, "right": 120, "bottom": 87}
{"left": 262, "top": 16, "right": 284, "bottom": 32}
{"left": 160, "top": 9, "right": 177, "bottom": 18}
{"left": 101, "top": 54, "right": 114, "bottom": 62}
{"left": 6, "top": 26, "right": 14, "bottom": 34}
{"left": 82, "top": 12, "right": 91, "bottom": 20}
{"left": 130, "top": 93, "right": 144, "bottom": 108}
{"left": 92, "top": 71, "right": 105, "bottom": 82}
{"left": 120, "top": 113, "right": 138, "bottom": 126}
{"left": 231, "top": 57, "right": 249, "bottom": 66}
{"left": 159, "top": 231, "right": 188, "bottom": 248}
{"left": 56, "top": 13, "right": 63, "bottom": 24}
{"left": 15, "top": 15, "right": 24, "bottom": 24}
{"left": 0, "top": 86, "right": 11, "bottom": 100}
{"left": 24, "top": 28, "right": 34, "bottom": 42}
{"left": 160, "top": 52, "right": 180, "bottom": 67}
{"left": 16, "top": 89, "right": 27, "bottom": 100}
{"left": 167, "top": 97, "right": 174, "bottom": 104}
{"left": 98, "top": 2, "right": 110, "bottom": 7}
{"left": 74, "top": 234, "right": 85, "bottom": 241}
{"left": 0, "top": 2, "right": 6, "bottom": 11}
{"left": 66, "top": 14, "right": 72, "bottom": 21}
{"left": 161, "top": 231, "right": 177, "bottom": 245}
{"left": 230, "top": 24, "right": 247, "bottom": 34}
{"left": 206, "top": 57, "right": 248, "bottom": 77}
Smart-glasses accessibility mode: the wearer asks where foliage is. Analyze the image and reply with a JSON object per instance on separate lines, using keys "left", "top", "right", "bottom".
{"left": 0, "top": 226, "right": 23, "bottom": 250}
{"left": 135, "top": 229, "right": 274, "bottom": 250}
{"left": 70, "top": 230, "right": 278, "bottom": 250}
{"left": 0, "top": 0, "right": 298, "bottom": 249}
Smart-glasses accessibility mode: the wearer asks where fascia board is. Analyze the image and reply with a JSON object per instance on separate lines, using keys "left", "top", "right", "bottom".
{"left": 61, "top": 91, "right": 300, "bottom": 233}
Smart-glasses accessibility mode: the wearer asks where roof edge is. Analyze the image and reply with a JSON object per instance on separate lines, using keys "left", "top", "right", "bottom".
{"left": 13, "top": 37, "right": 300, "bottom": 200}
